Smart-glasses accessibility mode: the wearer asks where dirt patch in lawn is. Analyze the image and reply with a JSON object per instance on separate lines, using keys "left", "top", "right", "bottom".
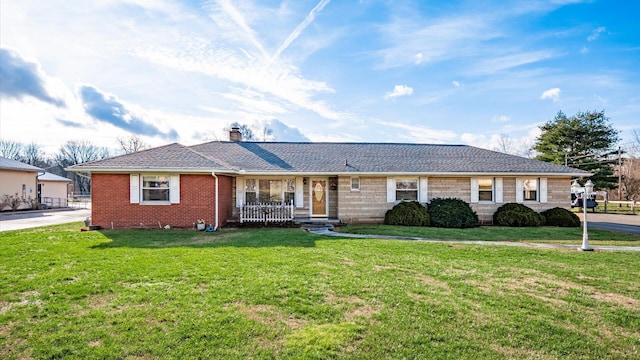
{"left": 324, "top": 292, "right": 380, "bottom": 322}
{"left": 231, "top": 302, "right": 306, "bottom": 330}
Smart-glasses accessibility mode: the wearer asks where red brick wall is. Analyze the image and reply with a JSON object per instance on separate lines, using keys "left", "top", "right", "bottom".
{"left": 217, "top": 175, "right": 233, "bottom": 226}
{"left": 91, "top": 173, "right": 233, "bottom": 229}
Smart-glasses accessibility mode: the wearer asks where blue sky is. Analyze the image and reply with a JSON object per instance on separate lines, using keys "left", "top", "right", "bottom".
{"left": 1, "top": 0, "right": 638, "bottom": 154}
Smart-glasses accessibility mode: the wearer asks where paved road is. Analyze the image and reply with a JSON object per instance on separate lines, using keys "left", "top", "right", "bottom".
{"left": 576, "top": 213, "right": 640, "bottom": 235}
{"left": 0, "top": 209, "right": 91, "bottom": 232}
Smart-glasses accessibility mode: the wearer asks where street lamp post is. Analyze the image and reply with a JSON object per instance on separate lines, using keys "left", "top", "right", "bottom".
{"left": 572, "top": 179, "right": 595, "bottom": 251}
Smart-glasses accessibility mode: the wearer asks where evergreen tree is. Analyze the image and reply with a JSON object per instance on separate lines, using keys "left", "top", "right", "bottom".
{"left": 534, "top": 110, "right": 619, "bottom": 189}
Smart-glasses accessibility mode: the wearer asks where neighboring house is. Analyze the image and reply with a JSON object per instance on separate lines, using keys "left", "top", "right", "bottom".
{"left": 38, "top": 172, "right": 72, "bottom": 208}
{"left": 67, "top": 130, "right": 590, "bottom": 229}
{"left": 0, "top": 156, "right": 43, "bottom": 211}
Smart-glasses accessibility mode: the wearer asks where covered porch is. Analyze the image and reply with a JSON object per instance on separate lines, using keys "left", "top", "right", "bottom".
{"left": 235, "top": 176, "right": 339, "bottom": 223}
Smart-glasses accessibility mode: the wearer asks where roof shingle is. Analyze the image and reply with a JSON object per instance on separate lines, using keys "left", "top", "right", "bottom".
{"left": 69, "top": 141, "right": 590, "bottom": 176}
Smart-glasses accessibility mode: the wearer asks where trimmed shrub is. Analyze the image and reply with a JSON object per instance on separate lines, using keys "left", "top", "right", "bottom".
{"left": 541, "top": 207, "right": 581, "bottom": 227}
{"left": 428, "top": 198, "right": 478, "bottom": 228}
{"left": 493, "top": 203, "right": 545, "bottom": 227}
{"left": 384, "top": 201, "right": 430, "bottom": 226}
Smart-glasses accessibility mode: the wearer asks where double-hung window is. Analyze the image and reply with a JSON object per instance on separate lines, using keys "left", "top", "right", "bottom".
{"left": 351, "top": 177, "right": 360, "bottom": 191}
{"left": 471, "top": 177, "right": 502, "bottom": 203}
{"left": 245, "top": 179, "right": 257, "bottom": 203}
{"left": 523, "top": 178, "right": 538, "bottom": 201}
{"left": 517, "top": 177, "right": 545, "bottom": 203}
{"left": 130, "top": 174, "right": 179, "bottom": 204}
{"left": 142, "top": 175, "right": 170, "bottom": 202}
{"left": 478, "top": 178, "right": 493, "bottom": 201}
{"left": 396, "top": 179, "right": 418, "bottom": 201}
{"left": 284, "top": 179, "right": 295, "bottom": 204}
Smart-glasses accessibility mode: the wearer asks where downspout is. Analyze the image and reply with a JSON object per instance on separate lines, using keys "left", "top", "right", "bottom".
{"left": 211, "top": 172, "right": 219, "bottom": 231}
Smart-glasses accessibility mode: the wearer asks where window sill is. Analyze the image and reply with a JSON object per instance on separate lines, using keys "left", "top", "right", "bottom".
{"left": 140, "top": 201, "right": 172, "bottom": 206}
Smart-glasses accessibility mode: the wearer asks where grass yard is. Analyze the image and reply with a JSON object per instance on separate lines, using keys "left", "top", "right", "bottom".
{"left": 340, "top": 224, "right": 640, "bottom": 246}
{"left": 1, "top": 223, "right": 639, "bottom": 359}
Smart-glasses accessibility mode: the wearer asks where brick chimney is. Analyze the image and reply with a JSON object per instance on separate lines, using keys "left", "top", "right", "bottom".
{"left": 229, "top": 127, "right": 242, "bottom": 142}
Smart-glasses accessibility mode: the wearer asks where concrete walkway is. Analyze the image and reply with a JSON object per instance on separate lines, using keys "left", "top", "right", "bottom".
{"left": 303, "top": 226, "right": 640, "bottom": 252}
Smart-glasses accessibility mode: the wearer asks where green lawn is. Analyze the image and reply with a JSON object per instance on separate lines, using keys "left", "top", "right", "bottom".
{"left": 1, "top": 223, "right": 639, "bottom": 359}
{"left": 340, "top": 224, "right": 640, "bottom": 246}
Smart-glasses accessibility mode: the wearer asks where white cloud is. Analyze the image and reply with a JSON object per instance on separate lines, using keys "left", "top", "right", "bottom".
{"left": 414, "top": 53, "right": 427, "bottom": 64}
{"left": 580, "top": 46, "right": 589, "bottom": 54}
{"left": 587, "top": 26, "right": 606, "bottom": 42}
{"left": 266, "top": 0, "right": 330, "bottom": 69}
{"left": 379, "top": 121, "right": 456, "bottom": 143}
{"left": 492, "top": 115, "right": 510, "bottom": 123}
{"left": 452, "top": 80, "right": 461, "bottom": 87}
{"left": 473, "top": 50, "right": 559, "bottom": 74}
{"left": 540, "top": 87, "right": 561, "bottom": 102}
{"left": 384, "top": 85, "right": 414, "bottom": 99}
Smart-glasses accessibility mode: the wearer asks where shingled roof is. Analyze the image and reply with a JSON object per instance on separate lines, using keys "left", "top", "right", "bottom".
{"left": 68, "top": 141, "right": 589, "bottom": 176}
{"left": 0, "top": 156, "right": 43, "bottom": 172}
{"left": 68, "top": 143, "right": 225, "bottom": 172}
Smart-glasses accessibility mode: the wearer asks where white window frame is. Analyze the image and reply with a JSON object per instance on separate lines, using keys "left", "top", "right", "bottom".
{"left": 130, "top": 174, "right": 180, "bottom": 205}
{"left": 395, "top": 178, "right": 419, "bottom": 202}
{"left": 350, "top": 177, "right": 360, "bottom": 191}
{"left": 471, "top": 177, "right": 502, "bottom": 203}
{"left": 477, "top": 178, "right": 494, "bottom": 202}
{"left": 516, "top": 177, "right": 547, "bottom": 203}
{"left": 523, "top": 178, "right": 539, "bottom": 202}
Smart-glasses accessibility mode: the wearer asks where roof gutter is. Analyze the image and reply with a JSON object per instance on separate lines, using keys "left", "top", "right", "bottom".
{"left": 65, "top": 167, "right": 591, "bottom": 178}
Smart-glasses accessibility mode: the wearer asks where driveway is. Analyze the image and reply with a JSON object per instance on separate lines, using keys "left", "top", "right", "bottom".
{"left": 0, "top": 208, "right": 91, "bottom": 232}
{"left": 576, "top": 213, "right": 640, "bottom": 235}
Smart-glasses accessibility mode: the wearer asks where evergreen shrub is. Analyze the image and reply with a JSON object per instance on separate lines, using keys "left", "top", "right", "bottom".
{"left": 428, "top": 198, "right": 478, "bottom": 228}
{"left": 384, "top": 201, "right": 430, "bottom": 226}
{"left": 493, "top": 203, "right": 545, "bottom": 227}
{"left": 540, "top": 207, "right": 581, "bottom": 227}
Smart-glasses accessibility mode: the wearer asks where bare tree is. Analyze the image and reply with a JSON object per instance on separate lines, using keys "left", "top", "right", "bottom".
{"left": 223, "top": 122, "right": 257, "bottom": 141}
{"left": 493, "top": 134, "right": 514, "bottom": 154}
{"left": 259, "top": 126, "right": 274, "bottom": 142}
{"left": 630, "top": 129, "right": 640, "bottom": 157}
{"left": 117, "top": 135, "right": 149, "bottom": 154}
{"left": 23, "top": 142, "right": 49, "bottom": 167}
{"left": 0, "top": 139, "right": 23, "bottom": 160}
{"left": 55, "top": 140, "right": 110, "bottom": 194}
{"left": 620, "top": 158, "right": 640, "bottom": 200}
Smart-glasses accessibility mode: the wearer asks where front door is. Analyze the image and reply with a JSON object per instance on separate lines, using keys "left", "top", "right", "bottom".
{"left": 311, "top": 179, "right": 328, "bottom": 217}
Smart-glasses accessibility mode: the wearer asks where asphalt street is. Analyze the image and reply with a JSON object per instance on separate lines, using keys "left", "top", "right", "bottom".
{"left": 0, "top": 208, "right": 91, "bottom": 232}
{"left": 576, "top": 213, "right": 640, "bottom": 235}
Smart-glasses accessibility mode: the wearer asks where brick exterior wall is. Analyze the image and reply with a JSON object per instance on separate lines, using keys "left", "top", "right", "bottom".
{"left": 336, "top": 176, "right": 572, "bottom": 224}
{"left": 91, "top": 173, "right": 232, "bottom": 229}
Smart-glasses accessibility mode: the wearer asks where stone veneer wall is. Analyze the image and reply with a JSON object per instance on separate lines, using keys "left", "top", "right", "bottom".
{"left": 337, "top": 176, "right": 394, "bottom": 223}
{"left": 337, "top": 176, "right": 571, "bottom": 224}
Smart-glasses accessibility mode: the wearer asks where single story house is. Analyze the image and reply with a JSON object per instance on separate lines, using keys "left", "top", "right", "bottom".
{"left": 37, "top": 172, "right": 72, "bottom": 208}
{"left": 0, "top": 156, "right": 43, "bottom": 211}
{"left": 68, "top": 129, "right": 590, "bottom": 229}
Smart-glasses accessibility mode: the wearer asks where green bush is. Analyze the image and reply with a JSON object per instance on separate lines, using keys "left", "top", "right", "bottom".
{"left": 428, "top": 198, "right": 478, "bottom": 228}
{"left": 384, "top": 201, "right": 430, "bottom": 226}
{"left": 493, "top": 203, "right": 545, "bottom": 227}
{"left": 540, "top": 207, "right": 581, "bottom": 227}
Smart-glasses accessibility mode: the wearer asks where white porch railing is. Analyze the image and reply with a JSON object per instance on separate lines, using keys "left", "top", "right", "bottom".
{"left": 239, "top": 201, "right": 295, "bottom": 224}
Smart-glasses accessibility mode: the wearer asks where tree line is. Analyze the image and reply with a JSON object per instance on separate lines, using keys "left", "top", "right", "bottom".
{"left": 0, "top": 135, "right": 148, "bottom": 194}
